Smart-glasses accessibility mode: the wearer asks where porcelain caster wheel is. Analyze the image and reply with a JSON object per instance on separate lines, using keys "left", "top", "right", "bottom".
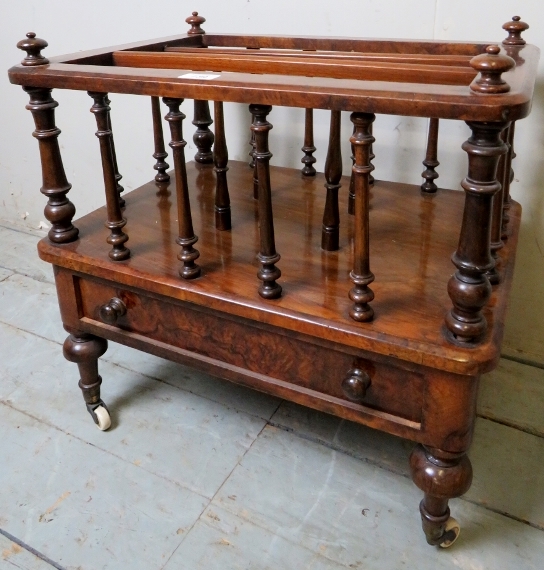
{"left": 439, "top": 517, "right": 460, "bottom": 548}
{"left": 86, "top": 401, "right": 111, "bottom": 431}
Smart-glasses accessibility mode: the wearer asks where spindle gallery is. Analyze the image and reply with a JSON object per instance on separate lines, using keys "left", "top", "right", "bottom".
{"left": 9, "top": 13, "right": 537, "bottom": 548}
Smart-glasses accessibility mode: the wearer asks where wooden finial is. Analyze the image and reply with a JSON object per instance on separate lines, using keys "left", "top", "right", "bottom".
{"left": 469, "top": 45, "right": 515, "bottom": 94}
{"left": 502, "top": 16, "right": 529, "bottom": 45}
{"left": 17, "top": 32, "right": 49, "bottom": 66}
{"left": 186, "top": 11, "right": 206, "bottom": 35}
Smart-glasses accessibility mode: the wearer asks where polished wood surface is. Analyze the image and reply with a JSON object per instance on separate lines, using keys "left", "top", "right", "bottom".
{"left": 9, "top": 29, "right": 539, "bottom": 122}
{"left": 165, "top": 46, "right": 475, "bottom": 66}
{"left": 38, "top": 160, "right": 521, "bottom": 375}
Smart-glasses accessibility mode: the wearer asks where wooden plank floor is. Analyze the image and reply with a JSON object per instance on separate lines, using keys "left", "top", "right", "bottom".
{"left": 1, "top": 222, "right": 544, "bottom": 569}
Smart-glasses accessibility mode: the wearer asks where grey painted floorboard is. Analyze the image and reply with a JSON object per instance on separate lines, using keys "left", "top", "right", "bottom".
{"left": 0, "top": 532, "right": 57, "bottom": 570}
{"left": 200, "top": 426, "right": 544, "bottom": 570}
{"left": 503, "top": 222, "right": 544, "bottom": 365}
{"left": 0, "top": 226, "right": 52, "bottom": 284}
{"left": 479, "top": 359, "right": 544, "bottom": 437}
{"left": 0, "top": 404, "right": 206, "bottom": 570}
{"left": 0, "top": 322, "right": 274, "bottom": 500}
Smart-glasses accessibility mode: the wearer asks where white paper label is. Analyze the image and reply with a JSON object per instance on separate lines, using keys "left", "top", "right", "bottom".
{"left": 178, "top": 73, "right": 221, "bottom": 80}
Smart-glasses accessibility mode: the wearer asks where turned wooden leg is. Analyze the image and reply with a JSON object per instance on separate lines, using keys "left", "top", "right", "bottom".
{"left": 193, "top": 100, "right": 214, "bottom": 164}
{"left": 63, "top": 332, "right": 111, "bottom": 430}
{"left": 410, "top": 445, "right": 472, "bottom": 547}
{"left": 445, "top": 121, "right": 507, "bottom": 344}
{"left": 23, "top": 87, "right": 79, "bottom": 244}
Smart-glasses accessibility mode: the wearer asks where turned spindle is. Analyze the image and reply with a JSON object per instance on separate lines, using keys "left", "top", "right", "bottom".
{"left": 445, "top": 121, "right": 508, "bottom": 344}
{"left": 369, "top": 122, "right": 375, "bottom": 186}
{"left": 88, "top": 92, "right": 130, "bottom": 261}
{"left": 349, "top": 112, "right": 375, "bottom": 322}
{"left": 193, "top": 100, "right": 214, "bottom": 164}
{"left": 213, "top": 101, "right": 231, "bottom": 231}
{"left": 151, "top": 96, "right": 170, "bottom": 182}
{"left": 184, "top": 12, "right": 214, "bottom": 163}
{"left": 349, "top": 121, "right": 374, "bottom": 215}
{"left": 104, "top": 95, "right": 125, "bottom": 208}
{"left": 469, "top": 45, "right": 515, "bottom": 94}
{"left": 23, "top": 87, "right": 79, "bottom": 244}
{"left": 249, "top": 126, "right": 256, "bottom": 169}
{"left": 487, "top": 125, "right": 510, "bottom": 284}
{"left": 249, "top": 110, "right": 259, "bottom": 198}
{"left": 502, "top": 16, "right": 529, "bottom": 46}
{"left": 421, "top": 118, "right": 440, "bottom": 193}
{"left": 18, "top": 34, "right": 78, "bottom": 244}
{"left": 502, "top": 122, "right": 515, "bottom": 238}
{"left": 250, "top": 104, "right": 282, "bottom": 299}
{"left": 301, "top": 108, "right": 317, "bottom": 176}
{"left": 348, "top": 125, "right": 356, "bottom": 215}
{"left": 163, "top": 97, "right": 201, "bottom": 279}
{"left": 322, "top": 110, "right": 342, "bottom": 251}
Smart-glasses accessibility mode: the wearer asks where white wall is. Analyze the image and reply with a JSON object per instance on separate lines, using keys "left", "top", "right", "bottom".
{"left": 1, "top": 2, "right": 543, "bottom": 361}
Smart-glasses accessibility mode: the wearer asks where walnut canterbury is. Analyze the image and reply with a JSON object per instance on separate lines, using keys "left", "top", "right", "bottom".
{"left": 9, "top": 14, "right": 537, "bottom": 548}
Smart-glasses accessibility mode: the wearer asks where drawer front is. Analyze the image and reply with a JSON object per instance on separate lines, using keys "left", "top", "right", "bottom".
{"left": 75, "top": 277, "right": 425, "bottom": 425}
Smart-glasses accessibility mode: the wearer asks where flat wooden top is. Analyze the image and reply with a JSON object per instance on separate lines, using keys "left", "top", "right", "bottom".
{"left": 8, "top": 31, "right": 539, "bottom": 121}
{"left": 38, "top": 161, "right": 522, "bottom": 376}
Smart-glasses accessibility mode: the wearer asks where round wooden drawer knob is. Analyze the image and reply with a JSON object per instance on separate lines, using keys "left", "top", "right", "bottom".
{"left": 99, "top": 297, "right": 127, "bottom": 325}
{"left": 342, "top": 368, "right": 371, "bottom": 403}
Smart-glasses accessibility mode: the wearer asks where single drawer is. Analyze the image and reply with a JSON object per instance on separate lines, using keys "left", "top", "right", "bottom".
{"left": 75, "top": 276, "right": 426, "bottom": 427}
